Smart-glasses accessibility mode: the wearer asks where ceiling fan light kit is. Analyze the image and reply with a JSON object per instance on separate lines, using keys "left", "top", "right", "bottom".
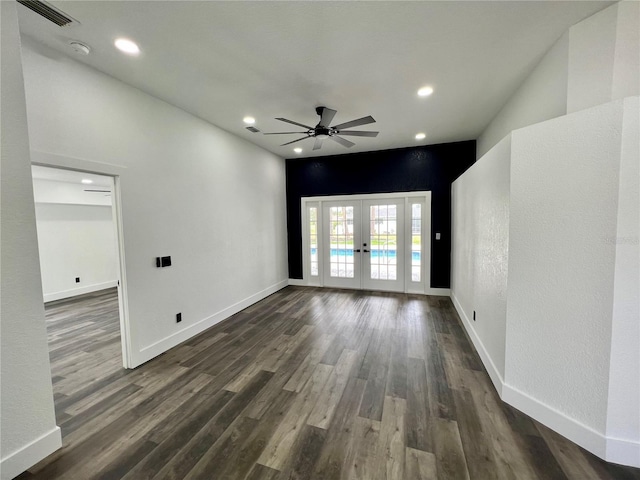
{"left": 263, "top": 106, "right": 379, "bottom": 151}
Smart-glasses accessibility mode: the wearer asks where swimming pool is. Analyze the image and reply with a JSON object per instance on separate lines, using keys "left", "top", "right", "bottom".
{"left": 311, "top": 248, "right": 420, "bottom": 262}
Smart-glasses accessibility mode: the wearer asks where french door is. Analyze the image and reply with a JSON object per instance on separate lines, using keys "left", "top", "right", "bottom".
{"left": 322, "top": 200, "right": 361, "bottom": 289}
{"left": 306, "top": 193, "right": 428, "bottom": 293}
{"left": 361, "top": 199, "right": 405, "bottom": 291}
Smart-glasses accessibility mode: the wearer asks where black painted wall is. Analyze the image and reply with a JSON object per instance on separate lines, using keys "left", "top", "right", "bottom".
{"left": 286, "top": 140, "right": 476, "bottom": 288}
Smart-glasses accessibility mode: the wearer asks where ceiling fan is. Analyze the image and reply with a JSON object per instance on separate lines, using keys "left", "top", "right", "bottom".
{"left": 263, "top": 106, "right": 378, "bottom": 151}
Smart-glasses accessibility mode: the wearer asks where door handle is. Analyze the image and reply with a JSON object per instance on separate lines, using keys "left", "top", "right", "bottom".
{"left": 363, "top": 249, "right": 370, "bottom": 253}
{"left": 354, "top": 249, "right": 361, "bottom": 253}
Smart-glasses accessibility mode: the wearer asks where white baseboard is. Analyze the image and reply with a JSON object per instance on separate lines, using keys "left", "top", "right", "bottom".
{"left": 606, "top": 436, "right": 640, "bottom": 468}
{"left": 450, "top": 291, "right": 504, "bottom": 395}
{"left": 0, "top": 427, "right": 61, "bottom": 480}
{"left": 288, "top": 278, "right": 308, "bottom": 286}
{"left": 504, "top": 384, "right": 640, "bottom": 467}
{"left": 502, "top": 383, "right": 607, "bottom": 459}
{"left": 43, "top": 280, "right": 118, "bottom": 303}
{"left": 132, "top": 279, "right": 289, "bottom": 367}
{"left": 451, "top": 293, "right": 640, "bottom": 468}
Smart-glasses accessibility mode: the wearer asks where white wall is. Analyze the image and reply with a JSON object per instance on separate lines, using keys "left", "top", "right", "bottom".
{"left": 476, "top": 33, "right": 569, "bottom": 158}
{"left": 454, "top": 2, "right": 640, "bottom": 467}
{"left": 34, "top": 199, "right": 118, "bottom": 302}
{"left": 0, "top": 2, "right": 61, "bottom": 478}
{"left": 566, "top": 4, "right": 619, "bottom": 114}
{"left": 454, "top": 96, "right": 640, "bottom": 467}
{"left": 20, "top": 35, "right": 289, "bottom": 367}
{"left": 606, "top": 96, "right": 640, "bottom": 464}
{"left": 451, "top": 134, "right": 510, "bottom": 390}
{"left": 506, "top": 100, "right": 622, "bottom": 440}
{"left": 478, "top": 1, "right": 640, "bottom": 158}
{"left": 568, "top": 1, "right": 640, "bottom": 113}
{"left": 33, "top": 178, "right": 118, "bottom": 302}
{"left": 612, "top": 1, "right": 640, "bottom": 101}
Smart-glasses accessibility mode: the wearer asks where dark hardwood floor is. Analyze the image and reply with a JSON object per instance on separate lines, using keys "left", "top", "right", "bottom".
{"left": 19, "top": 286, "right": 640, "bottom": 479}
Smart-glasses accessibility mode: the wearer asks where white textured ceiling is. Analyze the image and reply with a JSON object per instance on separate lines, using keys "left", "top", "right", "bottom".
{"left": 18, "top": 1, "right": 611, "bottom": 158}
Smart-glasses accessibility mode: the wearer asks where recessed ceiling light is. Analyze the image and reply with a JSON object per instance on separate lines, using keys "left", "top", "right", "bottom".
{"left": 415, "top": 133, "right": 426, "bottom": 140}
{"left": 417, "top": 86, "right": 434, "bottom": 97}
{"left": 81, "top": 179, "right": 93, "bottom": 184}
{"left": 243, "top": 116, "right": 256, "bottom": 125}
{"left": 114, "top": 38, "right": 140, "bottom": 56}
{"left": 293, "top": 148, "right": 303, "bottom": 154}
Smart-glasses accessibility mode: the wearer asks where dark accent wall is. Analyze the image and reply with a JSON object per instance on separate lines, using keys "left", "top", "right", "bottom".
{"left": 286, "top": 140, "right": 476, "bottom": 288}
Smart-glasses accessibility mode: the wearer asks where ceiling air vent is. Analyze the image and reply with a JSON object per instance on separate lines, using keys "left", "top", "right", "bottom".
{"left": 246, "top": 126, "right": 260, "bottom": 133}
{"left": 17, "top": 0, "right": 78, "bottom": 27}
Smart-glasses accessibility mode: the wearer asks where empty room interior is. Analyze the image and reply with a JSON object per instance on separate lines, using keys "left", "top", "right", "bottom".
{"left": 1, "top": 0, "right": 638, "bottom": 479}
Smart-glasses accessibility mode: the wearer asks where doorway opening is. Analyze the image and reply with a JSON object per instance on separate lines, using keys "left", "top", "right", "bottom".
{"left": 31, "top": 165, "right": 131, "bottom": 428}
{"left": 301, "top": 192, "right": 431, "bottom": 293}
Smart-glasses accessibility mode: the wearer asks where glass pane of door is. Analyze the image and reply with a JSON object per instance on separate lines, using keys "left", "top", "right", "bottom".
{"left": 309, "top": 206, "right": 319, "bottom": 277}
{"left": 329, "top": 205, "right": 355, "bottom": 278}
{"left": 362, "top": 200, "right": 404, "bottom": 292}
{"left": 369, "top": 204, "right": 397, "bottom": 281}
{"left": 322, "top": 201, "right": 361, "bottom": 289}
{"left": 411, "top": 203, "right": 422, "bottom": 282}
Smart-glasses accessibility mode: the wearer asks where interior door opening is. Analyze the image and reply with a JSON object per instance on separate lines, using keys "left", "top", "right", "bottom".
{"left": 31, "top": 166, "right": 131, "bottom": 396}
{"left": 302, "top": 192, "right": 431, "bottom": 294}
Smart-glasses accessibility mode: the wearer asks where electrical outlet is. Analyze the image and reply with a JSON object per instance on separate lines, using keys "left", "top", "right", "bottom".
{"left": 75, "top": 277, "right": 80, "bottom": 283}
{"left": 176, "top": 313, "right": 182, "bottom": 323}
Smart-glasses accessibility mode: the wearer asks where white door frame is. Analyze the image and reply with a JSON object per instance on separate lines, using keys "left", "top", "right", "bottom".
{"left": 31, "top": 151, "right": 133, "bottom": 368}
{"left": 111, "top": 175, "right": 132, "bottom": 368}
{"left": 301, "top": 191, "right": 432, "bottom": 294}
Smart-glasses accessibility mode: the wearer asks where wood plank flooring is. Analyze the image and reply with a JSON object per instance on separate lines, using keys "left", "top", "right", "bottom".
{"left": 19, "top": 286, "right": 640, "bottom": 479}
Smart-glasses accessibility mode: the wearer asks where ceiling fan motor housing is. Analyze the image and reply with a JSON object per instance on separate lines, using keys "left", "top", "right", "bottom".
{"left": 314, "top": 126, "right": 332, "bottom": 137}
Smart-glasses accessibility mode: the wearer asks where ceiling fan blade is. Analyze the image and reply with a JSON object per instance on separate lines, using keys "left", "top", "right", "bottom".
{"left": 280, "top": 136, "right": 310, "bottom": 146}
{"left": 335, "top": 130, "right": 379, "bottom": 137}
{"left": 319, "top": 107, "right": 337, "bottom": 127}
{"left": 275, "top": 117, "right": 314, "bottom": 129}
{"left": 313, "top": 137, "right": 324, "bottom": 151}
{"left": 330, "top": 135, "right": 356, "bottom": 148}
{"left": 332, "top": 115, "right": 375, "bottom": 130}
{"left": 263, "top": 131, "right": 307, "bottom": 135}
